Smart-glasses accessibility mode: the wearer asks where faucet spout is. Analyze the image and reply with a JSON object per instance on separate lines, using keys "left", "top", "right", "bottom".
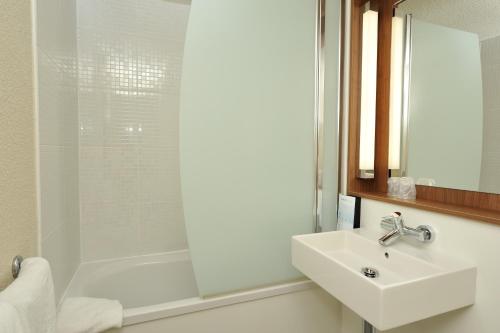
{"left": 378, "top": 228, "right": 401, "bottom": 246}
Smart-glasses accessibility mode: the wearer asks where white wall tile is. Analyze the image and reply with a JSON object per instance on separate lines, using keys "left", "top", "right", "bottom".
{"left": 41, "top": 220, "right": 80, "bottom": 300}
{"left": 77, "top": 0, "right": 190, "bottom": 261}
{"left": 37, "top": 0, "right": 80, "bottom": 302}
{"left": 38, "top": 51, "right": 78, "bottom": 147}
{"left": 80, "top": 210, "right": 140, "bottom": 260}
{"left": 39, "top": 145, "right": 65, "bottom": 239}
{"left": 39, "top": 145, "right": 79, "bottom": 240}
{"left": 139, "top": 201, "right": 187, "bottom": 254}
{"left": 36, "top": 0, "right": 63, "bottom": 54}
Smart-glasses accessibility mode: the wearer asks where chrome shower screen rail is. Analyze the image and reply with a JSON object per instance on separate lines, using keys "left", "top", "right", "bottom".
{"left": 314, "top": 0, "right": 326, "bottom": 233}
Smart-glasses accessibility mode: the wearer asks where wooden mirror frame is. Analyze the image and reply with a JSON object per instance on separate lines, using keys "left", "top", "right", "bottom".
{"left": 346, "top": 0, "right": 500, "bottom": 225}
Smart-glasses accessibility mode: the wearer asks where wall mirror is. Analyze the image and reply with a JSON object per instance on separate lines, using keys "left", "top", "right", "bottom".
{"left": 393, "top": 0, "right": 500, "bottom": 195}
{"left": 347, "top": 0, "right": 500, "bottom": 225}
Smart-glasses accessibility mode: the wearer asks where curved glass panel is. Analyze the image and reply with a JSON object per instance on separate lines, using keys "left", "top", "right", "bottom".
{"left": 180, "top": 0, "right": 339, "bottom": 296}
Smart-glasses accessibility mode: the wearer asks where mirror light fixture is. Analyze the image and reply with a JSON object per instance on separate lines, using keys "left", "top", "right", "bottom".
{"left": 389, "top": 16, "right": 404, "bottom": 171}
{"left": 358, "top": 10, "right": 378, "bottom": 178}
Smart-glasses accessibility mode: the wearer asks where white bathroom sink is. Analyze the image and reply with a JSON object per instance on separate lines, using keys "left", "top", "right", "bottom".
{"left": 292, "top": 229, "right": 476, "bottom": 330}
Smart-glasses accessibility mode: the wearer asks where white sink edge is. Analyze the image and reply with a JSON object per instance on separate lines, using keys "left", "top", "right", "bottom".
{"left": 293, "top": 234, "right": 476, "bottom": 293}
{"left": 293, "top": 229, "right": 476, "bottom": 274}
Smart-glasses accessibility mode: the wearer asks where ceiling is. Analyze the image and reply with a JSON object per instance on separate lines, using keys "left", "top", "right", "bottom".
{"left": 397, "top": 0, "right": 500, "bottom": 40}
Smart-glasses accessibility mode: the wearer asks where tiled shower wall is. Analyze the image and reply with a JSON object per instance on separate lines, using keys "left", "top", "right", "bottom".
{"left": 37, "top": 0, "right": 81, "bottom": 300}
{"left": 479, "top": 35, "right": 500, "bottom": 193}
{"left": 77, "top": 0, "right": 191, "bottom": 261}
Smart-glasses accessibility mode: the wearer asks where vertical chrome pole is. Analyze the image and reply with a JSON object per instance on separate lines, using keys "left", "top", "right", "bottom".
{"left": 339, "top": 0, "right": 350, "bottom": 196}
{"left": 400, "top": 14, "right": 413, "bottom": 177}
{"left": 314, "top": 0, "right": 326, "bottom": 233}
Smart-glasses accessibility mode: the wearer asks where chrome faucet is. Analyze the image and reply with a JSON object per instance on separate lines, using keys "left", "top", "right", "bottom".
{"left": 378, "top": 212, "right": 434, "bottom": 246}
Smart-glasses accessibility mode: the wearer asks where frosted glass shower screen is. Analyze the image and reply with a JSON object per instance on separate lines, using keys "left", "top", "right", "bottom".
{"left": 180, "top": 0, "right": 321, "bottom": 296}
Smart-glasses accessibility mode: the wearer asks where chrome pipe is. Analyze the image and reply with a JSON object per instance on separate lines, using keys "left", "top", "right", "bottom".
{"left": 400, "top": 14, "right": 413, "bottom": 177}
{"left": 313, "top": 0, "right": 326, "bottom": 233}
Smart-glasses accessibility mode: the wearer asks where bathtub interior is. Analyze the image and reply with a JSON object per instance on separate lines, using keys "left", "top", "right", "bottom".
{"left": 64, "top": 251, "right": 199, "bottom": 309}
{"left": 62, "top": 249, "right": 318, "bottom": 327}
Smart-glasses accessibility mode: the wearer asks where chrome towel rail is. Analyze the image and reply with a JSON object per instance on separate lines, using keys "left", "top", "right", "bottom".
{"left": 12, "top": 256, "right": 23, "bottom": 279}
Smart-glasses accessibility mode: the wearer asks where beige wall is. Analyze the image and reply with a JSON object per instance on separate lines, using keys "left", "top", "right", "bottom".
{"left": 0, "top": 0, "right": 38, "bottom": 288}
{"left": 341, "top": 199, "right": 500, "bottom": 333}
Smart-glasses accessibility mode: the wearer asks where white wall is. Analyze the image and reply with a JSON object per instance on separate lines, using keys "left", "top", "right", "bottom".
{"left": 109, "top": 288, "right": 342, "bottom": 333}
{"left": 77, "top": 0, "right": 190, "bottom": 261}
{"left": 36, "top": 0, "right": 81, "bottom": 300}
{"left": 341, "top": 199, "right": 500, "bottom": 333}
{"left": 479, "top": 35, "right": 500, "bottom": 194}
{"left": 397, "top": 0, "right": 500, "bottom": 41}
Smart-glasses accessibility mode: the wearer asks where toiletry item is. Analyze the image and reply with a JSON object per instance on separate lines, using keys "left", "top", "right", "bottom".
{"left": 387, "top": 177, "right": 400, "bottom": 197}
{"left": 416, "top": 178, "right": 436, "bottom": 186}
{"left": 398, "top": 177, "right": 416, "bottom": 200}
{"left": 337, "top": 194, "right": 360, "bottom": 230}
{"left": 0, "top": 257, "right": 57, "bottom": 333}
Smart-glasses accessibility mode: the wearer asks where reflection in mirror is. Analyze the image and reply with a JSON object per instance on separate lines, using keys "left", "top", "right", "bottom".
{"left": 392, "top": 0, "right": 500, "bottom": 195}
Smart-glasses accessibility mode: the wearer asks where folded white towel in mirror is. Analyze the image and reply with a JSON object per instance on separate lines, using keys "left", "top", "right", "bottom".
{"left": 57, "top": 297, "right": 123, "bottom": 333}
{"left": 0, "top": 257, "right": 57, "bottom": 333}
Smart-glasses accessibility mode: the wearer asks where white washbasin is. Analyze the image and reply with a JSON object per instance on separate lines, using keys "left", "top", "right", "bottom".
{"left": 292, "top": 229, "right": 476, "bottom": 330}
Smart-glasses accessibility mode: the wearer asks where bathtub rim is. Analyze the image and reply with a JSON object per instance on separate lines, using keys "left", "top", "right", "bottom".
{"left": 123, "top": 279, "right": 316, "bottom": 326}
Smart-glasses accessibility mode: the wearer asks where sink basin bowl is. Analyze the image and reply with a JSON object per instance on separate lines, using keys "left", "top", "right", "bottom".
{"left": 292, "top": 229, "right": 476, "bottom": 330}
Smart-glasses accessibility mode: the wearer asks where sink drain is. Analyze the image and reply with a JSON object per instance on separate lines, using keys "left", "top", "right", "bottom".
{"left": 361, "top": 267, "right": 379, "bottom": 278}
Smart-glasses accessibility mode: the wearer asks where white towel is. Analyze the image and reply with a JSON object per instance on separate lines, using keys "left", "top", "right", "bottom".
{"left": 0, "top": 257, "right": 57, "bottom": 333}
{"left": 57, "top": 297, "right": 123, "bottom": 333}
{"left": 0, "top": 301, "right": 24, "bottom": 332}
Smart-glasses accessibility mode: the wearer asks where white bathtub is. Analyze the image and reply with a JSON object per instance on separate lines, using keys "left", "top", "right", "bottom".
{"left": 63, "top": 250, "right": 316, "bottom": 327}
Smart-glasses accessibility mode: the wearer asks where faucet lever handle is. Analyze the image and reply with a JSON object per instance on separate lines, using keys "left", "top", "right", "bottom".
{"left": 380, "top": 212, "right": 403, "bottom": 230}
{"left": 381, "top": 215, "right": 395, "bottom": 223}
{"left": 381, "top": 217, "right": 396, "bottom": 230}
